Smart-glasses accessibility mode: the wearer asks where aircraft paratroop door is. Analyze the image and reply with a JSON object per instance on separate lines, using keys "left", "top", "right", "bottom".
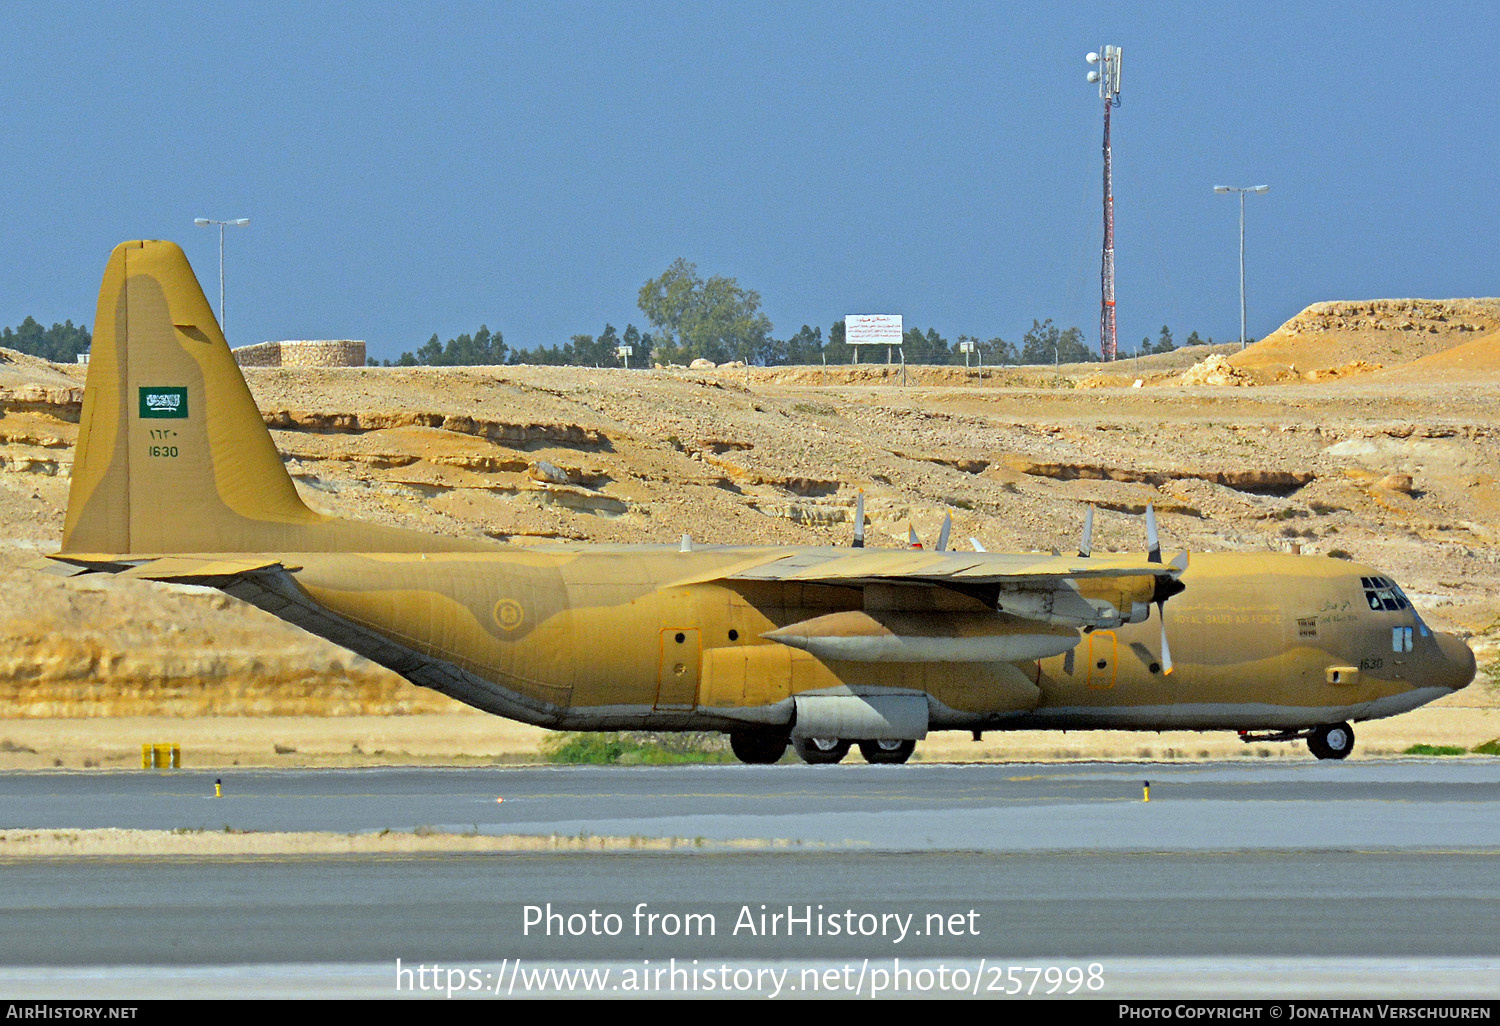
{"left": 1086, "top": 630, "right": 1118, "bottom": 689}
{"left": 656, "top": 628, "right": 701, "bottom": 710}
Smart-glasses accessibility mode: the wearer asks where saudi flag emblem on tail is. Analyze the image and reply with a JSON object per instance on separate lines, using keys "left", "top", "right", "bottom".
{"left": 139, "top": 387, "right": 188, "bottom": 419}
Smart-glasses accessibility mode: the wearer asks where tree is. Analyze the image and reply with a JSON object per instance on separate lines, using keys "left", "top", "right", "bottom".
{"left": 620, "top": 323, "right": 652, "bottom": 368}
{"left": 395, "top": 324, "right": 508, "bottom": 367}
{"left": 900, "top": 326, "right": 949, "bottom": 364}
{"left": 984, "top": 336, "right": 1018, "bottom": 365}
{"left": 823, "top": 320, "right": 852, "bottom": 364}
{"left": 1154, "top": 324, "right": 1175, "bottom": 354}
{"left": 506, "top": 323, "right": 653, "bottom": 368}
{"left": 951, "top": 333, "right": 1015, "bottom": 366}
{"left": 415, "top": 334, "right": 444, "bottom": 365}
{"left": 1019, "top": 319, "right": 1095, "bottom": 365}
{"left": 637, "top": 258, "right": 773, "bottom": 364}
{"left": 593, "top": 324, "right": 621, "bottom": 367}
{"left": 0, "top": 317, "right": 91, "bottom": 362}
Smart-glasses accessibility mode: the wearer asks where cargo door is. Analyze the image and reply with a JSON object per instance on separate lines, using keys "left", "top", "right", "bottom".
{"left": 1085, "top": 630, "right": 1118, "bottom": 689}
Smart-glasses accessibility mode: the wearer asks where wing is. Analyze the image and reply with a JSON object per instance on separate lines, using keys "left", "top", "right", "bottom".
{"left": 675, "top": 546, "right": 1185, "bottom": 631}
{"left": 718, "top": 548, "right": 1167, "bottom": 585}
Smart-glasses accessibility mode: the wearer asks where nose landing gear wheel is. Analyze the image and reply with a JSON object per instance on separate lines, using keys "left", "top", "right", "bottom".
{"left": 1307, "top": 721, "right": 1354, "bottom": 761}
{"left": 858, "top": 738, "right": 916, "bottom": 765}
{"left": 794, "top": 737, "right": 851, "bottom": 764}
{"left": 729, "top": 731, "right": 789, "bottom": 765}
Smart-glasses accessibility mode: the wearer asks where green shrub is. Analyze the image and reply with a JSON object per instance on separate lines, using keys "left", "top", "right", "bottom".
{"left": 1471, "top": 739, "right": 1500, "bottom": 756}
{"left": 1403, "top": 743, "right": 1467, "bottom": 756}
{"left": 540, "top": 731, "right": 735, "bottom": 765}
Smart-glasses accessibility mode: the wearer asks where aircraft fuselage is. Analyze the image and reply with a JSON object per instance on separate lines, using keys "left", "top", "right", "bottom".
{"left": 272, "top": 547, "right": 1473, "bottom": 736}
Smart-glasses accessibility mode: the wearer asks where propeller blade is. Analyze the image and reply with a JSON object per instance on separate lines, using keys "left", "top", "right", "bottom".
{"left": 1158, "top": 602, "right": 1174, "bottom": 675}
{"left": 853, "top": 489, "right": 865, "bottom": 548}
{"left": 907, "top": 524, "right": 923, "bottom": 549}
{"left": 1145, "top": 504, "right": 1161, "bottom": 564}
{"left": 1078, "top": 504, "right": 1094, "bottom": 558}
{"left": 970, "top": 537, "right": 986, "bottom": 552}
{"left": 936, "top": 512, "right": 952, "bottom": 552}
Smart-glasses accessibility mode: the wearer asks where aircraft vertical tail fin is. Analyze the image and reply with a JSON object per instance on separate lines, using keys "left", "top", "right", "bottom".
{"left": 63, "top": 240, "right": 459, "bottom": 555}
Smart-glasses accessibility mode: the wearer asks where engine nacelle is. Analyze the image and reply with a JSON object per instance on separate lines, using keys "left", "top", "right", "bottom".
{"left": 763, "top": 609, "right": 1077, "bottom": 663}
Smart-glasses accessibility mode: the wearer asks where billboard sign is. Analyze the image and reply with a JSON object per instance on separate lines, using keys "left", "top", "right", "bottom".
{"left": 845, "top": 314, "right": 902, "bottom": 347}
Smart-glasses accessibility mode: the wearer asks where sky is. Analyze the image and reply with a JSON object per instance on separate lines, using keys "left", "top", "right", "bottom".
{"left": 1, "top": 1, "right": 1495, "bottom": 362}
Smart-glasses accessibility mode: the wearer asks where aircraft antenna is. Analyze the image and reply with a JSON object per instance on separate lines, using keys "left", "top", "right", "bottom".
{"left": 1085, "top": 46, "right": 1122, "bottom": 361}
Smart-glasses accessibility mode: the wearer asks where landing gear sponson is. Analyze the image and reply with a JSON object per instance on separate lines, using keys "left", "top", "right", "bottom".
{"left": 1239, "top": 721, "right": 1355, "bottom": 761}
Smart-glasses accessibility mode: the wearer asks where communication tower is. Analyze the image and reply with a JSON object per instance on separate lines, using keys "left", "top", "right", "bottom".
{"left": 1085, "top": 46, "right": 1122, "bottom": 361}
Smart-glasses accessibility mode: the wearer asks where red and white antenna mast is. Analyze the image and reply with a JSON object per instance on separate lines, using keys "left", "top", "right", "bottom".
{"left": 1086, "top": 46, "right": 1122, "bottom": 362}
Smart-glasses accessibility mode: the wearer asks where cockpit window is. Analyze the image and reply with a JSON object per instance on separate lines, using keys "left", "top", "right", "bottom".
{"left": 1362, "top": 576, "right": 1409, "bottom": 612}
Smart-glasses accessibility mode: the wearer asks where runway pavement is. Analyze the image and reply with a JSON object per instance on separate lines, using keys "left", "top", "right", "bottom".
{"left": 1, "top": 760, "right": 1499, "bottom": 851}
{"left": 2, "top": 849, "right": 1499, "bottom": 997}
{"left": 5, "top": 849, "right": 1500, "bottom": 965}
{"left": 3, "top": 760, "right": 1499, "bottom": 998}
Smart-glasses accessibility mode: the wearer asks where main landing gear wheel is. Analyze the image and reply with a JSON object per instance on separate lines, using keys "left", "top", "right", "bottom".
{"left": 729, "top": 731, "right": 789, "bottom": 765}
{"left": 793, "top": 737, "right": 851, "bottom": 765}
{"left": 1307, "top": 722, "right": 1355, "bottom": 761}
{"left": 858, "top": 739, "right": 916, "bottom": 765}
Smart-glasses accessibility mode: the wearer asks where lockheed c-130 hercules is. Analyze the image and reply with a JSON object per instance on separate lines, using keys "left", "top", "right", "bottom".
{"left": 47, "top": 241, "right": 1476, "bottom": 764}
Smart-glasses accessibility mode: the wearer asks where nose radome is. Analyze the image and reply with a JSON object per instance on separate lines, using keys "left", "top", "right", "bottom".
{"left": 1433, "top": 632, "right": 1477, "bottom": 691}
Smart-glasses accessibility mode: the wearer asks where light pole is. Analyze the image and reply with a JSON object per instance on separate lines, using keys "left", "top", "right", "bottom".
{"left": 1211, "top": 186, "right": 1267, "bottom": 349}
{"left": 193, "top": 217, "right": 250, "bottom": 339}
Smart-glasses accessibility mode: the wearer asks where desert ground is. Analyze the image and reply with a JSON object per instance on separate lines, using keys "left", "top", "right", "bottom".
{"left": 1, "top": 297, "right": 1497, "bottom": 767}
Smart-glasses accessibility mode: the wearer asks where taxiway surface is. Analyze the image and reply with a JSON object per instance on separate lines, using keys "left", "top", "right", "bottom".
{"left": 2, "top": 760, "right": 1499, "bottom": 850}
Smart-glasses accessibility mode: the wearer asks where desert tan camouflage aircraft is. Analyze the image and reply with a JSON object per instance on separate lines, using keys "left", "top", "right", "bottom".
{"left": 48, "top": 241, "right": 1476, "bottom": 763}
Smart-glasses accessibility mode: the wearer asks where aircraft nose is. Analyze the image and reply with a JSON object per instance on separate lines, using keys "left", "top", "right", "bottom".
{"left": 1431, "top": 632, "right": 1477, "bottom": 691}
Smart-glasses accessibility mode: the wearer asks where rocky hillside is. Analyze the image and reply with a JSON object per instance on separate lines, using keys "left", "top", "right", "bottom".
{"left": 1, "top": 299, "right": 1497, "bottom": 716}
{"left": 1223, "top": 298, "right": 1500, "bottom": 383}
